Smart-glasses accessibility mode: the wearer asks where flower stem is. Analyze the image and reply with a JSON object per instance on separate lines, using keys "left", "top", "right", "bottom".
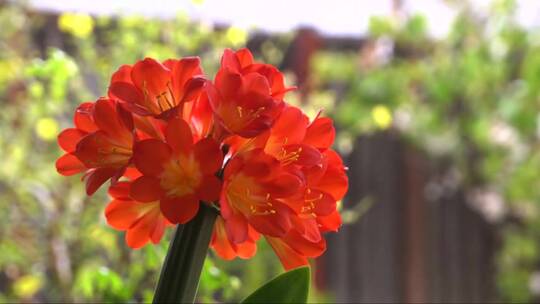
{"left": 153, "top": 203, "right": 218, "bottom": 304}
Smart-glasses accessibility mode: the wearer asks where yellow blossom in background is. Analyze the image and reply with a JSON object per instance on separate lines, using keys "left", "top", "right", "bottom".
{"left": 58, "top": 13, "right": 94, "bottom": 38}
{"left": 226, "top": 26, "right": 248, "bottom": 46}
{"left": 13, "top": 275, "right": 43, "bottom": 298}
{"left": 35, "top": 117, "right": 59, "bottom": 141}
{"left": 0, "top": 58, "right": 23, "bottom": 85}
{"left": 371, "top": 104, "right": 393, "bottom": 129}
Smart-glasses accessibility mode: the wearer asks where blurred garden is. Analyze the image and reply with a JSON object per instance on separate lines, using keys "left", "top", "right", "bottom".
{"left": 1, "top": 0, "right": 540, "bottom": 302}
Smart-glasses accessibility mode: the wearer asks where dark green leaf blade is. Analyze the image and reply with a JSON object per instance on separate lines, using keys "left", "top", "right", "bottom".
{"left": 241, "top": 267, "right": 310, "bottom": 304}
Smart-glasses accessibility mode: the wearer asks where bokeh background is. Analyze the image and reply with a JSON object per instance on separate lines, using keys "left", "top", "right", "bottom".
{"left": 1, "top": 0, "right": 540, "bottom": 302}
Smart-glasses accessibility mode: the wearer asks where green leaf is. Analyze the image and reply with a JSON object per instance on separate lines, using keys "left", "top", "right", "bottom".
{"left": 241, "top": 267, "right": 310, "bottom": 304}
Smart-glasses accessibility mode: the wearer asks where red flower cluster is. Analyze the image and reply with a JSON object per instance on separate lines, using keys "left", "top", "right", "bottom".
{"left": 57, "top": 49, "right": 348, "bottom": 270}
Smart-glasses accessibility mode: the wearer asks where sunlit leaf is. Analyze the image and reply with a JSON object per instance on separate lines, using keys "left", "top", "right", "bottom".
{"left": 242, "top": 267, "right": 310, "bottom": 304}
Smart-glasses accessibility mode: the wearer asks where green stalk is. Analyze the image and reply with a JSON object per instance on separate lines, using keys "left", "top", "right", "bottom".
{"left": 153, "top": 203, "right": 218, "bottom": 303}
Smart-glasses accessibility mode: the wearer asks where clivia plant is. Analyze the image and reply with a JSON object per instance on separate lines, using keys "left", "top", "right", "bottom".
{"left": 56, "top": 48, "right": 348, "bottom": 303}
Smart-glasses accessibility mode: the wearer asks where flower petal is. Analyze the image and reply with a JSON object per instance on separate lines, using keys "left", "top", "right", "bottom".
{"left": 56, "top": 153, "right": 86, "bottom": 176}
{"left": 180, "top": 76, "right": 206, "bottom": 103}
{"left": 125, "top": 208, "right": 160, "bottom": 249}
{"left": 248, "top": 201, "right": 292, "bottom": 238}
{"left": 108, "top": 82, "right": 148, "bottom": 115}
{"left": 123, "top": 167, "right": 143, "bottom": 180}
{"left": 262, "top": 173, "right": 302, "bottom": 198}
{"left": 110, "top": 64, "right": 133, "bottom": 83}
{"left": 131, "top": 176, "right": 164, "bottom": 202}
{"left": 74, "top": 102, "right": 97, "bottom": 133}
{"left": 117, "top": 103, "right": 134, "bottom": 132}
{"left": 134, "top": 115, "right": 166, "bottom": 140}
{"left": 236, "top": 240, "right": 258, "bottom": 259}
{"left": 265, "top": 106, "right": 308, "bottom": 152}
{"left": 172, "top": 57, "right": 202, "bottom": 83}
{"left": 311, "top": 190, "right": 336, "bottom": 216}
{"left": 224, "top": 212, "right": 249, "bottom": 244}
{"left": 170, "top": 57, "right": 203, "bottom": 99}
{"left": 211, "top": 217, "right": 238, "bottom": 260}
{"left": 283, "top": 229, "right": 326, "bottom": 258}
{"left": 165, "top": 118, "right": 193, "bottom": 154}
{"left": 75, "top": 131, "right": 131, "bottom": 168}
{"left": 214, "top": 68, "right": 242, "bottom": 101}
{"left": 84, "top": 167, "right": 117, "bottom": 195}
{"left": 249, "top": 64, "right": 293, "bottom": 99}
{"left": 238, "top": 115, "right": 275, "bottom": 138}
{"left": 304, "top": 117, "right": 335, "bottom": 149}
{"left": 220, "top": 48, "right": 241, "bottom": 72}
{"left": 317, "top": 210, "right": 342, "bottom": 233}
{"left": 240, "top": 150, "right": 280, "bottom": 180}
{"left": 150, "top": 218, "right": 167, "bottom": 244}
{"left": 160, "top": 194, "right": 199, "bottom": 224}
{"left": 93, "top": 99, "right": 131, "bottom": 141}
{"left": 196, "top": 174, "right": 222, "bottom": 202}
{"left": 235, "top": 48, "right": 254, "bottom": 69}
{"left": 58, "top": 128, "right": 86, "bottom": 152}
{"left": 265, "top": 236, "right": 309, "bottom": 271}
{"left": 131, "top": 58, "right": 170, "bottom": 99}
{"left": 185, "top": 92, "right": 214, "bottom": 140}
{"left": 240, "top": 73, "right": 271, "bottom": 99}
{"left": 315, "top": 162, "right": 348, "bottom": 201}
{"left": 105, "top": 199, "right": 142, "bottom": 230}
{"left": 108, "top": 181, "right": 131, "bottom": 199}
{"left": 193, "top": 138, "right": 223, "bottom": 174}
{"left": 295, "top": 217, "right": 322, "bottom": 243}
{"left": 133, "top": 139, "right": 171, "bottom": 176}
{"left": 279, "top": 144, "right": 322, "bottom": 167}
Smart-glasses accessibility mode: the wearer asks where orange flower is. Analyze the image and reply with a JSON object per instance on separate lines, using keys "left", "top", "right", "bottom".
{"left": 56, "top": 101, "right": 97, "bottom": 177}
{"left": 131, "top": 118, "right": 223, "bottom": 224}
{"left": 57, "top": 98, "right": 135, "bottom": 195}
{"left": 57, "top": 51, "right": 348, "bottom": 267}
{"left": 219, "top": 149, "right": 302, "bottom": 244}
{"left": 215, "top": 105, "right": 347, "bottom": 269}
{"left": 210, "top": 217, "right": 259, "bottom": 260}
{"left": 181, "top": 92, "right": 214, "bottom": 141}
{"left": 206, "top": 48, "right": 292, "bottom": 138}
{"left": 304, "top": 149, "right": 348, "bottom": 231}
{"left": 105, "top": 180, "right": 171, "bottom": 248}
{"left": 74, "top": 98, "right": 134, "bottom": 170}
{"left": 108, "top": 57, "right": 205, "bottom": 118}
{"left": 265, "top": 230, "right": 326, "bottom": 270}
{"left": 226, "top": 106, "right": 326, "bottom": 166}
{"left": 220, "top": 48, "right": 294, "bottom": 99}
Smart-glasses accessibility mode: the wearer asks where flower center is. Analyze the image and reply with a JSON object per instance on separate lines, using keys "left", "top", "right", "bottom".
{"left": 226, "top": 173, "right": 276, "bottom": 216}
{"left": 143, "top": 81, "right": 177, "bottom": 114}
{"left": 277, "top": 146, "right": 302, "bottom": 166}
{"left": 236, "top": 106, "right": 265, "bottom": 119}
{"left": 160, "top": 155, "right": 201, "bottom": 197}
{"left": 224, "top": 105, "right": 266, "bottom": 132}
{"left": 87, "top": 136, "right": 132, "bottom": 167}
{"left": 301, "top": 188, "right": 323, "bottom": 218}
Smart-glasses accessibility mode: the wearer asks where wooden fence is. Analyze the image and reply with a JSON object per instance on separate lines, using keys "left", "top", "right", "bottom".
{"left": 319, "top": 132, "right": 498, "bottom": 303}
